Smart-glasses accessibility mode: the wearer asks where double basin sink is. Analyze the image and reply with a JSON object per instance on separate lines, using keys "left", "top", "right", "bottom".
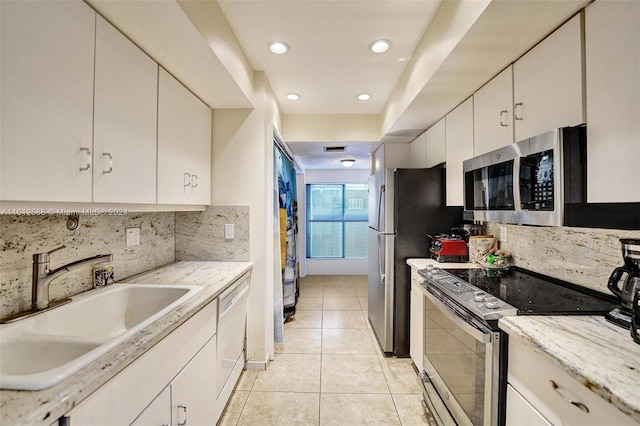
{"left": 0, "top": 284, "right": 202, "bottom": 390}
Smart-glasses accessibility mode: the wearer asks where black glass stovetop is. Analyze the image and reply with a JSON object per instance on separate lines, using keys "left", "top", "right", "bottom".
{"left": 443, "top": 267, "right": 619, "bottom": 315}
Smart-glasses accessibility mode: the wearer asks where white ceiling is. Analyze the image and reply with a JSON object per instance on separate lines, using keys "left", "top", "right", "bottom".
{"left": 218, "top": 0, "right": 442, "bottom": 115}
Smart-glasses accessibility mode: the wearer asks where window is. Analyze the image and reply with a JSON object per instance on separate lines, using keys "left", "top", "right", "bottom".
{"left": 306, "top": 183, "right": 368, "bottom": 258}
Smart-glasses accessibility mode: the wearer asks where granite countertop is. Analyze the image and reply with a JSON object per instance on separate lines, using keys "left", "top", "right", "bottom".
{"left": 0, "top": 261, "right": 252, "bottom": 426}
{"left": 406, "top": 258, "right": 481, "bottom": 270}
{"left": 499, "top": 315, "right": 640, "bottom": 423}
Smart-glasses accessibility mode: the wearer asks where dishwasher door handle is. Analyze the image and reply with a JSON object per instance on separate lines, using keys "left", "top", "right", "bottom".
{"left": 219, "top": 282, "right": 250, "bottom": 318}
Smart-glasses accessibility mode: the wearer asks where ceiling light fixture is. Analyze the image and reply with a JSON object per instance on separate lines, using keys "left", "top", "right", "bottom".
{"left": 357, "top": 93, "right": 371, "bottom": 101}
{"left": 268, "top": 41, "right": 289, "bottom": 55}
{"left": 369, "top": 39, "right": 391, "bottom": 53}
{"left": 341, "top": 159, "right": 355, "bottom": 168}
{"left": 286, "top": 93, "right": 301, "bottom": 101}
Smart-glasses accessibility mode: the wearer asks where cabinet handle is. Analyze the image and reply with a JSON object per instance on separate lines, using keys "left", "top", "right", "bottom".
{"left": 177, "top": 404, "right": 188, "bottom": 426}
{"left": 191, "top": 174, "right": 198, "bottom": 189}
{"left": 499, "top": 110, "right": 508, "bottom": 127}
{"left": 184, "top": 172, "right": 191, "bottom": 193}
{"left": 549, "top": 380, "right": 589, "bottom": 413}
{"left": 79, "top": 147, "right": 91, "bottom": 171}
{"left": 102, "top": 153, "right": 113, "bottom": 174}
{"left": 514, "top": 102, "right": 523, "bottom": 121}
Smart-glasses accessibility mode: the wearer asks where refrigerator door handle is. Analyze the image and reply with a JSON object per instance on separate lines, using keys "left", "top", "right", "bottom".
{"left": 377, "top": 232, "right": 385, "bottom": 283}
{"left": 377, "top": 232, "right": 395, "bottom": 283}
{"left": 377, "top": 184, "right": 385, "bottom": 230}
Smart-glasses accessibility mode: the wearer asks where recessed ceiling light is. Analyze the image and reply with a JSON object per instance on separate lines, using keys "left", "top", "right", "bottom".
{"left": 369, "top": 39, "right": 391, "bottom": 53}
{"left": 341, "top": 159, "right": 356, "bottom": 168}
{"left": 357, "top": 93, "right": 371, "bottom": 101}
{"left": 268, "top": 41, "right": 289, "bottom": 54}
{"left": 286, "top": 93, "right": 301, "bottom": 101}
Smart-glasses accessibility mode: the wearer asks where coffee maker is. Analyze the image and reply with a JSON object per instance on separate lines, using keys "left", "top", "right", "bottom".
{"left": 606, "top": 239, "right": 640, "bottom": 329}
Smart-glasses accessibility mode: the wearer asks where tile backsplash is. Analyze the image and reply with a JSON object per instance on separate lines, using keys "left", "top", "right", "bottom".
{"left": 0, "top": 212, "right": 175, "bottom": 319}
{"left": 175, "top": 205, "right": 250, "bottom": 262}
{"left": 486, "top": 222, "right": 640, "bottom": 294}
{"left": 0, "top": 205, "right": 251, "bottom": 319}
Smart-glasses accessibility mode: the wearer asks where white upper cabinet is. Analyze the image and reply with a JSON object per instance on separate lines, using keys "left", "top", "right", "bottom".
{"left": 513, "top": 13, "right": 586, "bottom": 142}
{"left": 93, "top": 16, "right": 158, "bottom": 204}
{"left": 585, "top": 0, "right": 640, "bottom": 203}
{"left": 0, "top": 1, "right": 95, "bottom": 202}
{"left": 473, "top": 66, "right": 514, "bottom": 155}
{"left": 409, "top": 133, "right": 427, "bottom": 168}
{"left": 425, "top": 118, "right": 446, "bottom": 168}
{"left": 446, "top": 98, "right": 474, "bottom": 207}
{"left": 158, "top": 69, "right": 212, "bottom": 205}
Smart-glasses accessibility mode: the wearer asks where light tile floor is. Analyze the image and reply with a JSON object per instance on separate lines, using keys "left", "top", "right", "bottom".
{"left": 219, "top": 275, "right": 433, "bottom": 426}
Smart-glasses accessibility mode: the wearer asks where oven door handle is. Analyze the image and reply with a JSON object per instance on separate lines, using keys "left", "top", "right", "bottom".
{"left": 425, "top": 291, "right": 492, "bottom": 344}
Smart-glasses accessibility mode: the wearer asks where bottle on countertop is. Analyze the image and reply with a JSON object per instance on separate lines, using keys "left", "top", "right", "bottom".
{"left": 93, "top": 263, "right": 115, "bottom": 288}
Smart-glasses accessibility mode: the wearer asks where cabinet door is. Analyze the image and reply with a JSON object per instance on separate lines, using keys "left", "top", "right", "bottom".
{"left": 473, "top": 66, "right": 514, "bottom": 155}
{"left": 585, "top": 0, "right": 640, "bottom": 203}
{"left": 409, "top": 281, "right": 423, "bottom": 372}
{"left": 158, "top": 68, "right": 212, "bottom": 205}
{"left": 425, "top": 119, "right": 446, "bottom": 168}
{"left": 171, "top": 334, "right": 218, "bottom": 426}
{"left": 513, "top": 13, "right": 585, "bottom": 142}
{"left": 0, "top": 1, "right": 95, "bottom": 202}
{"left": 130, "top": 387, "right": 171, "bottom": 426}
{"left": 445, "top": 98, "right": 474, "bottom": 207}
{"left": 506, "top": 384, "right": 552, "bottom": 426}
{"left": 93, "top": 16, "right": 158, "bottom": 204}
{"left": 189, "top": 95, "right": 212, "bottom": 205}
{"left": 409, "top": 133, "right": 428, "bottom": 168}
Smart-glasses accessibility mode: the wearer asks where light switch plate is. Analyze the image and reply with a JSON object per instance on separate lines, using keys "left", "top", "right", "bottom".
{"left": 126, "top": 227, "right": 141, "bottom": 247}
{"left": 500, "top": 226, "right": 508, "bottom": 243}
{"left": 224, "top": 224, "right": 234, "bottom": 240}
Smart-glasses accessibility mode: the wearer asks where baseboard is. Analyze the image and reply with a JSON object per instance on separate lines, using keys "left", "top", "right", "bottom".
{"left": 244, "top": 355, "right": 270, "bottom": 371}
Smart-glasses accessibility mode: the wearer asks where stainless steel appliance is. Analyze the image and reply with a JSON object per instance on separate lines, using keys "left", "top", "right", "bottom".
{"left": 417, "top": 267, "right": 617, "bottom": 425}
{"left": 606, "top": 238, "right": 640, "bottom": 329}
{"left": 463, "top": 126, "right": 586, "bottom": 227}
{"left": 632, "top": 288, "right": 640, "bottom": 345}
{"left": 368, "top": 168, "right": 462, "bottom": 356}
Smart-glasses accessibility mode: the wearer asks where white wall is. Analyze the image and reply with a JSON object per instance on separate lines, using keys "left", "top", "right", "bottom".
{"left": 301, "top": 169, "right": 370, "bottom": 276}
{"left": 211, "top": 72, "right": 282, "bottom": 368}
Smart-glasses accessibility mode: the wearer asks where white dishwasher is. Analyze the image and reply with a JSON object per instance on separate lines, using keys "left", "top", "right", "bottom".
{"left": 214, "top": 274, "right": 250, "bottom": 415}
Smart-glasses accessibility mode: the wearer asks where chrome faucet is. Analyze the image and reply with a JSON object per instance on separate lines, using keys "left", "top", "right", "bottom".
{"left": 32, "top": 245, "right": 113, "bottom": 310}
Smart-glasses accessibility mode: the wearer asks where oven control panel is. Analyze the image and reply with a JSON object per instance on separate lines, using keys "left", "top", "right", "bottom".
{"left": 418, "top": 268, "right": 518, "bottom": 320}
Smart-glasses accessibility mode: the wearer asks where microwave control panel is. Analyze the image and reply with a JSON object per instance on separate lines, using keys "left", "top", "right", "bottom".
{"left": 520, "top": 149, "right": 554, "bottom": 211}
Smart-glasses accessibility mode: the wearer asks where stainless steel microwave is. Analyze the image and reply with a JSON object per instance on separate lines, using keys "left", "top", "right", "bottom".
{"left": 463, "top": 127, "right": 586, "bottom": 226}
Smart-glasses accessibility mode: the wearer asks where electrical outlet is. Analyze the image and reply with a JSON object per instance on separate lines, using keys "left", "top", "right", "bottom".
{"left": 500, "top": 226, "right": 508, "bottom": 243}
{"left": 126, "top": 227, "right": 141, "bottom": 247}
{"left": 224, "top": 224, "right": 235, "bottom": 240}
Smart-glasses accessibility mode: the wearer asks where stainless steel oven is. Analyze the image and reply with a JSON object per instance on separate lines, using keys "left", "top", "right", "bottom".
{"left": 417, "top": 266, "right": 618, "bottom": 426}
{"left": 420, "top": 284, "right": 501, "bottom": 426}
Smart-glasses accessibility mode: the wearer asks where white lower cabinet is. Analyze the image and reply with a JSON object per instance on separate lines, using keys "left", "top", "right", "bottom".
{"left": 62, "top": 301, "right": 219, "bottom": 426}
{"left": 131, "top": 387, "right": 171, "bottom": 426}
{"left": 171, "top": 334, "right": 218, "bottom": 426}
{"left": 409, "top": 269, "right": 424, "bottom": 372}
{"left": 506, "top": 384, "right": 552, "bottom": 426}
{"left": 507, "top": 338, "right": 637, "bottom": 426}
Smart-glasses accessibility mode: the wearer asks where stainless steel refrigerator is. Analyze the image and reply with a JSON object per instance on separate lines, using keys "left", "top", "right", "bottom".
{"left": 368, "top": 168, "right": 463, "bottom": 356}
